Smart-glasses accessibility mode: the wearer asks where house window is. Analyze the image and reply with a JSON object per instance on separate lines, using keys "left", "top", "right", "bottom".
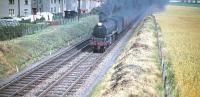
{"left": 64, "top": 0, "right": 65, "bottom": 4}
{"left": 59, "top": 0, "right": 61, "bottom": 4}
{"left": 51, "top": 7, "right": 53, "bottom": 13}
{"left": 51, "top": 0, "right": 53, "bottom": 4}
{"left": 9, "top": 0, "right": 15, "bottom": 5}
{"left": 54, "top": 0, "right": 56, "bottom": 4}
{"left": 24, "top": 0, "right": 28, "bottom": 5}
{"left": 54, "top": 7, "right": 56, "bottom": 13}
{"left": 39, "top": 0, "right": 42, "bottom": 4}
{"left": 9, "top": 9, "right": 15, "bottom": 16}
{"left": 24, "top": 9, "right": 28, "bottom": 16}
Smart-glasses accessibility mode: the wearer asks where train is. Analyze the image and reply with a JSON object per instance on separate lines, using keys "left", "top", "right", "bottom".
{"left": 90, "top": 0, "right": 168, "bottom": 53}
{"left": 90, "top": 13, "right": 140, "bottom": 53}
{"left": 90, "top": 15, "right": 135, "bottom": 53}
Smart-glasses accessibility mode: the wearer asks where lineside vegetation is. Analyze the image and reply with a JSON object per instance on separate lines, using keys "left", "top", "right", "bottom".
{"left": 0, "top": 16, "right": 98, "bottom": 79}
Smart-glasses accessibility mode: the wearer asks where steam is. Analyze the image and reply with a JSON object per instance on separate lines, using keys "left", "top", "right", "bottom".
{"left": 99, "top": 0, "right": 169, "bottom": 21}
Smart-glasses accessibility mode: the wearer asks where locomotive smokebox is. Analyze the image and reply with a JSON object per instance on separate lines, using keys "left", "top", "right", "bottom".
{"left": 97, "top": 22, "right": 103, "bottom": 26}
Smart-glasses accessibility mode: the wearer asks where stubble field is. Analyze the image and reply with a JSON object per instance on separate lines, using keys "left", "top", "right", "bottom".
{"left": 155, "top": 5, "right": 200, "bottom": 97}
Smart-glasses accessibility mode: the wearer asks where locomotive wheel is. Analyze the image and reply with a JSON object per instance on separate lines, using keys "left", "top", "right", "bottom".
{"left": 93, "top": 46, "right": 97, "bottom": 53}
{"left": 115, "top": 34, "right": 118, "bottom": 40}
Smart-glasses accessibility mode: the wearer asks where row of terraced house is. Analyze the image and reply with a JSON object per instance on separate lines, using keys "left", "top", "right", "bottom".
{"left": 0, "top": 0, "right": 102, "bottom": 18}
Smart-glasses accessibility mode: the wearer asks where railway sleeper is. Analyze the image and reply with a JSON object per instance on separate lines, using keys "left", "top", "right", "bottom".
{"left": 54, "top": 86, "right": 67, "bottom": 89}
{"left": 49, "top": 91, "right": 63, "bottom": 95}
{"left": 25, "top": 76, "right": 38, "bottom": 79}
{"left": 66, "top": 90, "right": 77, "bottom": 94}
{"left": 46, "top": 94, "right": 62, "bottom": 97}
{"left": 34, "top": 71, "right": 46, "bottom": 74}
{"left": 51, "top": 59, "right": 64, "bottom": 64}
{"left": 6, "top": 84, "right": 23, "bottom": 88}
{"left": 0, "top": 91, "right": 14, "bottom": 94}
{"left": 3, "top": 86, "right": 20, "bottom": 90}
{"left": 57, "top": 82, "right": 72, "bottom": 85}
{"left": 51, "top": 88, "right": 65, "bottom": 92}
{"left": 63, "top": 77, "right": 76, "bottom": 80}
{"left": 1, "top": 88, "right": 17, "bottom": 92}
{"left": 0, "top": 93, "right": 11, "bottom": 97}
{"left": 72, "top": 84, "right": 82, "bottom": 90}
{"left": 27, "top": 74, "right": 39, "bottom": 77}
{"left": 41, "top": 65, "right": 55, "bottom": 69}
{"left": 60, "top": 82, "right": 73, "bottom": 86}
{"left": 17, "top": 80, "right": 30, "bottom": 84}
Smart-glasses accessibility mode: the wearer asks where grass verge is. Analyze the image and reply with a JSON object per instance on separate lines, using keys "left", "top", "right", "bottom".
{"left": 0, "top": 16, "right": 98, "bottom": 79}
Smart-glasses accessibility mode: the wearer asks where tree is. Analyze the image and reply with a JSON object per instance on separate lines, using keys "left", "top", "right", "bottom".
{"left": 17, "top": 0, "right": 20, "bottom": 17}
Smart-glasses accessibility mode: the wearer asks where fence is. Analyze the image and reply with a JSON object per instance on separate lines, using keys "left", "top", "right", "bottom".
{"left": 0, "top": 13, "right": 92, "bottom": 41}
{"left": 55, "top": 13, "right": 92, "bottom": 25}
{"left": 0, "top": 22, "right": 49, "bottom": 41}
{"left": 153, "top": 16, "right": 168, "bottom": 97}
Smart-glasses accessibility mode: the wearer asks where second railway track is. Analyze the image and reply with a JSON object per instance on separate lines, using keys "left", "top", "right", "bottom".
{"left": 37, "top": 52, "right": 102, "bottom": 97}
{"left": 0, "top": 16, "right": 142, "bottom": 97}
{"left": 0, "top": 40, "right": 90, "bottom": 97}
{"left": 34, "top": 24, "right": 134, "bottom": 97}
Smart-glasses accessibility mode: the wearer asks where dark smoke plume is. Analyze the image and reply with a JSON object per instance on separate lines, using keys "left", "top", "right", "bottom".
{"left": 99, "top": 0, "right": 169, "bottom": 21}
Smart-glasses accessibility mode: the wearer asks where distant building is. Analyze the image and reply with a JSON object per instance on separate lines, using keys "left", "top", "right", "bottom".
{"left": 0, "top": 0, "right": 32, "bottom": 18}
{"left": 66, "top": 0, "right": 101, "bottom": 13}
{"left": 66, "top": 0, "right": 77, "bottom": 11}
{"left": 0, "top": 0, "right": 101, "bottom": 18}
{"left": 81, "top": 0, "right": 102, "bottom": 13}
{"left": 31, "top": 0, "right": 67, "bottom": 14}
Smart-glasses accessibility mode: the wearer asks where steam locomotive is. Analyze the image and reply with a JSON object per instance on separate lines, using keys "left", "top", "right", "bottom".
{"left": 91, "top": 14, "right": 135, "bottom": 53}
{"left": 90, "top": 0, "right": 167, "bottom": 53}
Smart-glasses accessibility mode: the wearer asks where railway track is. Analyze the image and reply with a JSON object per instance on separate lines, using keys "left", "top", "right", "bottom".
{"left": 37, "top": 52, "right": 102, "bottom": 97}
{"left": 0, "top": 40, "right": 90, "bottom": 97}
{"left": 0, "top": 16, "right": 143, "bottom": 97}
{"left": 34, "top": 23, "right": 135, "bottom": 97}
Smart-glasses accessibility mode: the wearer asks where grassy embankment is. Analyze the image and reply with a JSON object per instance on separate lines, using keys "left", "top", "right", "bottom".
{"left": 155, "top": 5, "right": 200, "bottom": 97}
{"left": 0, "top": 16, "right": 98, "bottom": 79}
{"left": 90, "top": 16, "right": 163, "bottom": 97}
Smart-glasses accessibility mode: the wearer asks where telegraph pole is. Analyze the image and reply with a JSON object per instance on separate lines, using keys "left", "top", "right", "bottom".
{"left": 78, "top": 0, "right": 81, "bottom": 21}
{"left": 18, "top": 0, "right": 20, "bottom": 17}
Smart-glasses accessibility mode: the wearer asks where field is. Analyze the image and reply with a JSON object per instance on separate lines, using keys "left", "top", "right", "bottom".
{"left": 155, "top": 5, "right": 200, "bottom": 97}
{"left": 0, "top": 16, "right": 98, "bottom": 79}
{"left": 170, "top": 2, "right": 200, "bottom": 8}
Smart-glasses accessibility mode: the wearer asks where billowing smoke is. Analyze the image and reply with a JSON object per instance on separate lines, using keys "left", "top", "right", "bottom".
{"left": 99, "top": 0, "right": 169, "bottom": 21}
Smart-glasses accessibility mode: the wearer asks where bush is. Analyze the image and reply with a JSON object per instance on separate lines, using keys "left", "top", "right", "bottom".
{"left": 90, "top": 7, "right": 100, "bottom": 14}
{"left": 0, "top": 24, "right": 36, "bottom": 41}
{"left": 21, "top": 19, "right": 31, "bottom": 23}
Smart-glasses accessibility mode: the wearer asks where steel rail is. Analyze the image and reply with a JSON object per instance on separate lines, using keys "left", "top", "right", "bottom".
{"left": 37, "top": 52, "right": 93, "bottom": 97}
{"left": 0, "top": 40, "right": 89, "bottom": 97}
